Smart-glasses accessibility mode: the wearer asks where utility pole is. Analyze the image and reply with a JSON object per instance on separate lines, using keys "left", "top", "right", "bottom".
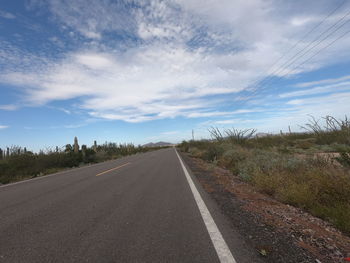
{"left": 192, "top": 129, "right": 194, "bottom": 141}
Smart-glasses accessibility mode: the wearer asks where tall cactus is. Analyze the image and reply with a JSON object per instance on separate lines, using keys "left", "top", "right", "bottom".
{"left": 93, "top": 140, "right": 97, "bottom": 152}
{"left": 74, "top": 137, "right": 79, "bottom": 153}
{"left": 81, "top": 145, "right": 87, "bottom": 159}
{"left": 0, "top": 148, "right": 3, "bottom": 160}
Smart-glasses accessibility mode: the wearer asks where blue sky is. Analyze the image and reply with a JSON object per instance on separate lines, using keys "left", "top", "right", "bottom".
{"left": 1, "top": 0, "right": 350, "bottom": 151}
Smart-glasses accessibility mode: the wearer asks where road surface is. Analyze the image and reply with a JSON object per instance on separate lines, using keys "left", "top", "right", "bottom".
{"left": 0, "top": 148, "right": 262, "bottom": 263}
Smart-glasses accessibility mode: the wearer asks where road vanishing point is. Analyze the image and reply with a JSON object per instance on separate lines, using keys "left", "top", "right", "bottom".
{"left": 0, "top": 148, "right": 264, "bottom": 263}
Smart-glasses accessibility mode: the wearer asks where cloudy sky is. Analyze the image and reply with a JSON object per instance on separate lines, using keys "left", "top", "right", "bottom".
{"left": 1, "top": 0, "right": 350, "bottom": 150}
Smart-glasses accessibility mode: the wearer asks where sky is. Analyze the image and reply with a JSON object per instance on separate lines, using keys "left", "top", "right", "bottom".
{"left": 1, "top": 0, "right": 350, "bottom": 151}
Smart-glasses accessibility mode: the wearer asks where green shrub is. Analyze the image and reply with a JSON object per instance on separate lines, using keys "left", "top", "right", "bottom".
{"left": 0, "top": 142, "right": 159, "bottom": 184}
{"left": 335, "top": 151, "right": 350, "bottom": 167}
{"left": 178, "top": 126, "right": 350, "bottom": 234}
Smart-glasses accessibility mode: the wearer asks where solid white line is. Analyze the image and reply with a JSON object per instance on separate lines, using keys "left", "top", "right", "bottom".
{"left": 175, "top": 149, "right": 237, "bottom": 263}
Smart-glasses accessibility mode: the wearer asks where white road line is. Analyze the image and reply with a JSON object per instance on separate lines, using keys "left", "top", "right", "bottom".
{"left": 175, "top": 149, "right": 237, "bottom": 263}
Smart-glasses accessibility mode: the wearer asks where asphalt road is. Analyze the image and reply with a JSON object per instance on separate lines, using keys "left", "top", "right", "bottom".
{"left": 0, "top": 148, "right": 263, "bottom": 263}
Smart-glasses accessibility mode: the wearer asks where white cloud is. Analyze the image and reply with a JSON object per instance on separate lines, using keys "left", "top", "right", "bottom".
{"left": 1, "top": 45, "right": 252, "bottom": 122}
{"left": 37, "top": 0, "right": 136, "bottom": 39}
{"left": 74, "top": 53, "right": 113, "bottom": 69}
{"left": 0, "top": 125, "right": 9, "bottom": 129}
{"left": 161, "top": 131, "right": 179, "bottom": 135}
{"left": 186, "top": 109, "right": 261, "bottom": 118}
{"left": 0, "top": 10, "right": 16, "bottom": 19}
{"left": 294, "top": 75, "right": 350, "bottom": 88}
{"left": 280, "top": 81, "right": 350, "bottom": 98}
{"left": 225, "top": 91, "right": 350, "bottom": 132}
{"left": 0, "top": 104, "right": 18, "bottom": 111}
{"left": 2, "top": 0, "right": 350, "bottom": 124}
{"left": 290, "top": 16, "right": 315, "bottom": 27}
{"left": 214, "top": 118, "right": 248, "bottom": 125}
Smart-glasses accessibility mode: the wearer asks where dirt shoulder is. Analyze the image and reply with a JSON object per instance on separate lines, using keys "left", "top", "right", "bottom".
{"left": 180, "top": 152, "right": 350, "bottom": 263}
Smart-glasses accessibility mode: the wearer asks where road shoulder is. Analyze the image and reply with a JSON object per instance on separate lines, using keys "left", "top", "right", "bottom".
{"left": 179, "top": 151, "right": 350, "bottom": 263}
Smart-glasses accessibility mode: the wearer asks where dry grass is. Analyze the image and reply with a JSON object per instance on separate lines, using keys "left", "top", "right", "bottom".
{"left": 178, "top": 116, "right": 350, "bottom": 234}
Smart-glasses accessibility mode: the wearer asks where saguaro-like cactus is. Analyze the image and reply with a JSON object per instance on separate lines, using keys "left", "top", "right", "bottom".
{"left": 93, "top": 140, "right": 97, "bottom": 152}
{"left": 74, "top": 137, "right": 79, "bottom": 153}
{"left": 0, "top": 148, "right": 3, "bottom": 160}
{"left": 81, "top": 145, "right": 87, "bottom": 158}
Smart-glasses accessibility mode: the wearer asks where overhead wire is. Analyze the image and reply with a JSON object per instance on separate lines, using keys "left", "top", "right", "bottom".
{"left": 245, "top": 0, "right": 347, "bottom": 91}
{"left": 235, "top": 1, "right": 350, "bottom": 108}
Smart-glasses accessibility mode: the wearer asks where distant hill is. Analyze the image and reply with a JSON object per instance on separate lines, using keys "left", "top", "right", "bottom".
{"left": 142, "top": 141, "right": 173, "bottom": 148}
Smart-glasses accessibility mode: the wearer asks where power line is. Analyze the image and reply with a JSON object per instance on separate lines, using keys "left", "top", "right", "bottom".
{"left": 238, "top": 5, "right": 350, "bottom": 106}
{"left": 252, "top": 8, "right": 350, "bottom": 94}
{"left": 278, "top": 28, "right": 350, "bottom": 79}
{"left": 252, "top": 12, "right": 350, "bottom": 94}
{"left": 262, "top": 0, "right": 346, "bottom": 77}
{"left": 275, "top": 9, "right": 350, "bottom": 76}
{"left": 244, "top": 0, "right": 347, "bottom": 92}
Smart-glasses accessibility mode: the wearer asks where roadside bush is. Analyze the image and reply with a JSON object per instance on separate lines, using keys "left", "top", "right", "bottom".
{"left": 335, "top": 151, "right": 350, "bottom": 167}
{"left": 218, "top": 147, "right": 251, "bottom": 172}
{"left": 178, "top": 116, "right": 350, "bottom": 234}
{"left": 228, "top": 150, "right": 350, "bottom": 233}
{"left": 202, "top": 143, "right": 225, "bottom": 162}
{"left": 0, "top": 143, "right": 162, "bottom": 184}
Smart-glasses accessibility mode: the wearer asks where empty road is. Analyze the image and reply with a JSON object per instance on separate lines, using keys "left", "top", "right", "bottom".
{"left": 0, "top": 148, "right": 262, "bottom": 263}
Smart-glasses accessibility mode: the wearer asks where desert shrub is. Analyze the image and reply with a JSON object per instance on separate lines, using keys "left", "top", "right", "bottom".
{"left": 179, "top": 140, "right": 190, "bottom": 152}
{"left": 208, "top": 127, "right": 256, "bottom": 145}
{"left": 188, "top": 147, "right": 205, "bottom": 158}
{"left": 293, "top": 138, "right": 316, "bottom": 149}
{"left": 202, "top": 143, "right": 226, "bottom": 162}
{"left": 177, "top": 115, "right": 350, "bottom": 233}
{"left": 234, "top": 151, "right": 350, "bottom": 233}
{"left": 0, "top": 142, "right": 159, "bottom": 184}
{"left": 218, "top": 146, "right": 251, "bottom": 169}
{"left": 331, "top": 143, "right": 350, "bottom": 152}
{"left": 300, "top": 115, "right": 350, "bottom": 145}
{"left": 335, "top": 151, "right": 350, "bottom": 167}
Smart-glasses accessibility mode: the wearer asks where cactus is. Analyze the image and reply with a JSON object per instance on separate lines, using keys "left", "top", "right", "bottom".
{"left": 81, "top": 145, "right": 87, "bottom": 158}
{"left": 0, "top": 148, "right": 2, "bottom": 160}
{"left": 93, "top": 140, "right": 97, "bottom": 152}
{"left": 74, "top": 137, "right": 79, "bottom": 153}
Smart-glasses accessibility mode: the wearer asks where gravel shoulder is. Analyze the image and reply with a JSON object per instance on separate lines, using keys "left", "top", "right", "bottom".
{"left": 180, "top": 152, "right": 350, "bottom": 263}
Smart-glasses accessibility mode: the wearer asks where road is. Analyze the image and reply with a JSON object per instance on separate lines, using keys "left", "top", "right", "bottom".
{"left": 0, "top": 148, "right": 263, "bottom": 263}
